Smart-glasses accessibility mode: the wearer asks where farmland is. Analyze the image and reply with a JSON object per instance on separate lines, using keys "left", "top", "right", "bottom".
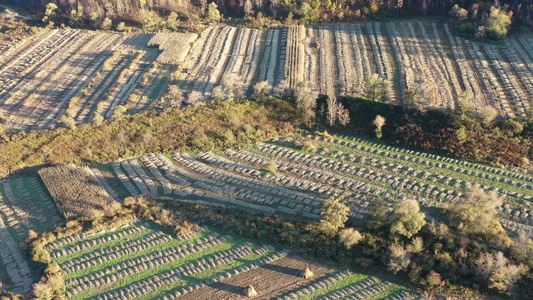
{"left": 0, "top": 132, "right": 532, "bottom": 297}
{"left": 83, "top": 135, "right": 533, "bottom": 233}
{"left": 1, "top": 21, "right": 533, "bottom": 132}
{"left": 1, "top": 13, "right": 533, "bottom": 298}
{"left": 38, "top": 164, "right": 117, "bottom": 219}
{"left": 0, "top": 176, "right": 63, "bottom": 295}
{"left": 40, "top": 220, "right": 412, "bottom": 300}
{"left": 0, "top": 29, "right": 165, "bottom": 131}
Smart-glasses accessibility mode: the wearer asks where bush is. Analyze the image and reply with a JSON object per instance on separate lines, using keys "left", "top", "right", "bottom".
{"left": 339, "top": 228, "right": 362, "bottom": 249}
{"left": 0, "top": 97, "right": 303, "bottom": 178}
{"left": 33, "top": 282, "right": 53, "bottom": 300}
{"left": 44, "top": 263, "right": 61, "bottom": 275}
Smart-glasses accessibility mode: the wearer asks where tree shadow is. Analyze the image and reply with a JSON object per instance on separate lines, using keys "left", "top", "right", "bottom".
{"left": 209, "top": 281, "right": 245, "bottom": 295}
{"left": 260, "top": 263, "right": 302, "bottom": 277}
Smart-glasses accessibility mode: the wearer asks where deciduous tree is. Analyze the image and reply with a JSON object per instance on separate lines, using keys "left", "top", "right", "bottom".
{"left": 365, "top": 73, "right": 388, "bottom": 102}
{"left": 339, "top": 228, "right": 362, "bottom": 249}
{"left": 208, "top": 2, "right": 222, "bottom": 21}
{"left": 320, "top": 197, "right": 350, "bottom": 235}
{"left": 486, "top": 6, "right": 512, "bottom": 40}
{"left": 373, "top": 115, "right": 386, "bottom": 139}
{"left": 390, "top": 199, "right": 426, "bottom": 238}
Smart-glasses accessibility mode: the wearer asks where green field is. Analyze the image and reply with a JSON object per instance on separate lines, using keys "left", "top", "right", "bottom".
{"left": 42, "top": 221, "right": 413, "bottom": 300}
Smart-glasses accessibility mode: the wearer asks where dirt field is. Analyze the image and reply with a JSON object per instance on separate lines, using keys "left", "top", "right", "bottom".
{"left": 180, "top": 255, "right": 336, "bottom": 299}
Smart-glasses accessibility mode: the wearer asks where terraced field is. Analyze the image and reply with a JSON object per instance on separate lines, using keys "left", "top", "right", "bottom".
{"left": 0, "top": 176, "right": 63, "bottom": 295}
{"left": 1, "top": 133, "right": 532, "bottom": 296}
{"left": 0, "top": 29, "right": 167, "bottom": 131}
{"left": 1, "top": 21, "right": 532, "bottom": 132}
{"left": 86, "top": 135, "right": 533, "bottom": 235}
{"left": 43, "top": 221, "right": 413, "bottom": 300}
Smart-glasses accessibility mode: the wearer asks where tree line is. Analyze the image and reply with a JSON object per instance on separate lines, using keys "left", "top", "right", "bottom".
{"left": 7, "top": 0, "right": 533, "bottom": 29}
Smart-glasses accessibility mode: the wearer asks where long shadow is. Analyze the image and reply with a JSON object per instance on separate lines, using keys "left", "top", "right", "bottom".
{"left": 209, "top": 281, "right": 245, "bottom": 295}
{"left": 260, "top": 263, "right": 302, "bottom": 277}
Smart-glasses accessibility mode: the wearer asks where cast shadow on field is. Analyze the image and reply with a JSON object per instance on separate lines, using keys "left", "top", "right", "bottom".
{"left": 209, "top": 282, "right": 245, "bottom": 295}
{"left": 261, "top": 264, "right": 302, "bottom": 277}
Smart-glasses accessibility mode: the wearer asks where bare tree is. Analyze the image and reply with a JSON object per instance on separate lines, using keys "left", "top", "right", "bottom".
{"left": 404, "top": 80, "right": 432, "bottom": 110}
{"left": 200, "top": 0, "right": 208, "bottom": 15}
{"left": 388, "top": 243, "right": 410, "bottom": 273}
{"left": 188, "top": 91, "right": 204, "bottom": 106}
{"left": 222, "top": 74, "right": 245, "bottom": 100}
{"left": 274, "top": 79, "right": 291, "bottom": 97}
{"left": 211, "top": 85, "right": 226, "bottom": 101}
{"left": 295, "top": 84, "right": 318, "bottom": 124}
{"left": 337, "top": 102, "right": 350, "bottom": 126}
{"left": 244, "top": 0, "right": 253, "bottom": 16}
{"left": 270, "top": 0, "right": 279, "bottom": 17}
{"left": 165, "top": 85, "right": 183, "bottom": 107}
{"left": 326, "top": 94, "right": 338, "bottom": 126}
{"left": 253, "top": 80, "right": 271, "bottom": 99}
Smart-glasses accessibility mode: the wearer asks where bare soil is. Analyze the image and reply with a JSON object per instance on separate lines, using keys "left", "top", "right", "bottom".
{"left": 180, "top": 254, "right": 336, "bottom": 300}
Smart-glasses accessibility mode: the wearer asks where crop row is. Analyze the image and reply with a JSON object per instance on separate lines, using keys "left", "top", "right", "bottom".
{"left": 89, "top": 135, "right": 532, "bottom": 231}
{"left": 0, "top": 177, "right": 62, "bottom": 295}
{"left": 38, "top": 165, "right": 117, "bottom": 219}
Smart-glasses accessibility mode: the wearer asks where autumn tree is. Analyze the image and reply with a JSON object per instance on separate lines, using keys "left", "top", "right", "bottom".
{"left": 42, "top": 3, "right": 58, "bottom": 25}
{"left": 476, "top": 251, "right": 529, "bottom": 292}
{"left": 407, "top": 236, "right": 424, "bottom": 254}
{"left": 365, "top": 74, "right": 389, "bottom": 102}
{"left": 208, "top": 2, "right": 222, "bottom": 22}
{"left": 320, "top": 197, "right": 350, "bottom": 235}
{"left": 166, "top": 12, "right": 180, "bottom": 30}
{"left": 489, "top": 263, "right": 528, "bottom": 292}
{"left": 68, "top": 5, "right": 83, "bottom": 27}
{"left": 486, "top": 6, "right": 512, "bottom": 40}
{"left": 426, "top": 271, "right": 444, "bottom": 287}
{"left": 450, "top": 187, "right": 501, "bottom": 234}
{"left": 373, "top": 115, "right": 386, "bottom": 139}
{"left": 450, "top": 186, "right": 511, "bottom": 246}
{"left": 33, "top": 281, "right": 53, "bottom": 300}
{"left": 479, "top": 105, "right": 498, "bottom": 124}
{"left": 112, "top": 105, "right": 127, "bottom": 120}
{"left": 390, "top": 199, "right": 426, "bottom": 238}
{"left": 339, "top": 228, "right": 363, "bottom": 249}
{"left": 295, "top": 83, "right": 318, "bottom": 124}
{"left": 450, "top": 4, "right": 468, "bottom": 22}
{"left": 458, "top": 90, "right": 474, "bottom": 117}
{"left": 102, "top": 17, "right": 113, "bottom": 30}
